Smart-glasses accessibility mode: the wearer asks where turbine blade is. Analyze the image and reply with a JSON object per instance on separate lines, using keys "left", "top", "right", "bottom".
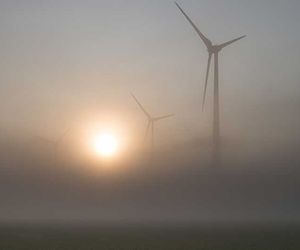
{"left": 154, "top": 114, "right": 174, "bottom": 121}
{"left": 131, "top": 93, "right": 151, "bottom": 119}
{"left": 57, "top": 127, "right": 71, "bottom": 145}
{"left": 175, "top": 2, "right": 212, "bottom": 48}
{"left": 144, "top": 121, "right": 151, "bottom": 143}
{"left": 35, "top": 136, "right": 55, "bottom": 145}
{"left": 218, "top": 35, "right": 246, "bottom": 49}
{"left": 202, "top": 53, "right": 212, "bottom": 111}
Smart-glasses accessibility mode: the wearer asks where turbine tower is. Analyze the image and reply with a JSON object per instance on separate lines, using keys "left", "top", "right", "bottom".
{"left": 175, "top": 2, "right": 245, "bottom": 167}
{"left": 131, "top": 93, "right": 174, "bottom": 154}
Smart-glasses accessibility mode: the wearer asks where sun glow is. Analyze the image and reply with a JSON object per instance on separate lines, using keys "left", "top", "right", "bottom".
{"left": 93, "top": 133, "right": 119, "bottom": 157}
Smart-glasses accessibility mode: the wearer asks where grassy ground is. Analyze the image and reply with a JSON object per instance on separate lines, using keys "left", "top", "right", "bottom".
{"left": 0, "top": 224, "right": 299, "bottom": 249}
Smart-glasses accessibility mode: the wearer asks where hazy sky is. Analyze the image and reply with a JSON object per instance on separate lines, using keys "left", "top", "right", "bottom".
{"left": 0, "top": 0, "right": 300, "bottom": 222}
{"left": 0, "top": 0, "right": 300, "bottom": 141}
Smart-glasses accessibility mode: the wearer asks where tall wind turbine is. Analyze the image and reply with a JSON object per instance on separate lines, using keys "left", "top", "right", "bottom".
{"left": 131, "top": 93, "right": 174, "bottom": 153}
{"left": 175, "top": 2, "right": 246, "bottom": 167}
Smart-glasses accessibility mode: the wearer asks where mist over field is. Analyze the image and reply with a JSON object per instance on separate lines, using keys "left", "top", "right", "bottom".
{"left": 0, "top": 129, "right": 299, "bottom": 224}
{"left": 0, "top": 2, "right": 300, "bottom": 249}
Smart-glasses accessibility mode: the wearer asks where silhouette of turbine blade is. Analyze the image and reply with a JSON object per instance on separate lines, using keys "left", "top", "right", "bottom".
{"left": 35, "top": 136, "right": 56, "bottom": 145}
{"left": 144, "top": 121, "right": 151, "bottom": 142}
{"left": 131, "top": 93, "right": 151, "bottom": 119}
{"left": 57, "top": 127, "right": 71, "bottom": 145}
{"left": 175, "top": 2, "right": 212, "bottom": 49}
{"left": 153, "top": 114, "right": 174, "bottom": 121}
{"left": 202, "top": 53, "right": 212, "bottom": 111}
{"left": 218, "top": 35, "right": 246, "bottom": 49}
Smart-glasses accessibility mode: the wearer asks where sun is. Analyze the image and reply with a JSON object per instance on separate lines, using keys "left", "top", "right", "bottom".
{"left": 93, "top": 133, "right": 119, "bottom": 157}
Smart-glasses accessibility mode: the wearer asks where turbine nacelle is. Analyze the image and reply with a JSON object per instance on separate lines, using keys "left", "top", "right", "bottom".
{"left": 208, "top": 36, "right": 247, "bottom": 54}
{"left": 208, "top": 46, "right": 222, "bottom": 54}
{"left": 131, "top": 92, "right": 174, "bottom": 122}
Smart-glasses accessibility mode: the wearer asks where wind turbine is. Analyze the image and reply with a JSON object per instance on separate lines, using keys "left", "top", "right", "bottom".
{"left": 131, "top": 93, "right": 174, "bottom": 153}
{"left": 175, "top": 2, "right": 246, "bottom": 167}
{"left": 37, "top": 128, "right": 71, "bottom": 148}
{"left": 36, "top": 128, "right": 71, "bottom": 163}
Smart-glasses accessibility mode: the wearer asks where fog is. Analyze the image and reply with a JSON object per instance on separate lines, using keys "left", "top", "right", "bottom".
{"left": 0, "top": 0, "right": 300, "bottom": 224}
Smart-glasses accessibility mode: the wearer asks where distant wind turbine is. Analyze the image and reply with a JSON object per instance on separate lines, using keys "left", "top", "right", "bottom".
{"left": 175, "top": 2, "right": 246, "bottom": 167}
{"left": 131, "top": 93, "right": 174, "bottom": 153}
{"left": 36, "top": 128, "right": 71, "bottom": 164}
{"left": 37, "top": 128, "right": 71, "bottom": 149}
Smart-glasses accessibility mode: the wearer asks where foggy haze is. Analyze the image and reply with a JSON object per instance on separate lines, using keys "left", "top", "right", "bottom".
{"left": 0, "top": 0, "right": 300, "bottom": 224}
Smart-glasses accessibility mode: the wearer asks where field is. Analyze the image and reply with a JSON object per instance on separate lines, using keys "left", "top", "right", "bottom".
{"left": 0, "top": 223, "right": 299, "bottom": 249}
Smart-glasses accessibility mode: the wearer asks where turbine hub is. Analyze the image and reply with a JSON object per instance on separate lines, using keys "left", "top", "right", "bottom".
{"left": 208, "top": 45, "right": 221, "bottom": 53}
